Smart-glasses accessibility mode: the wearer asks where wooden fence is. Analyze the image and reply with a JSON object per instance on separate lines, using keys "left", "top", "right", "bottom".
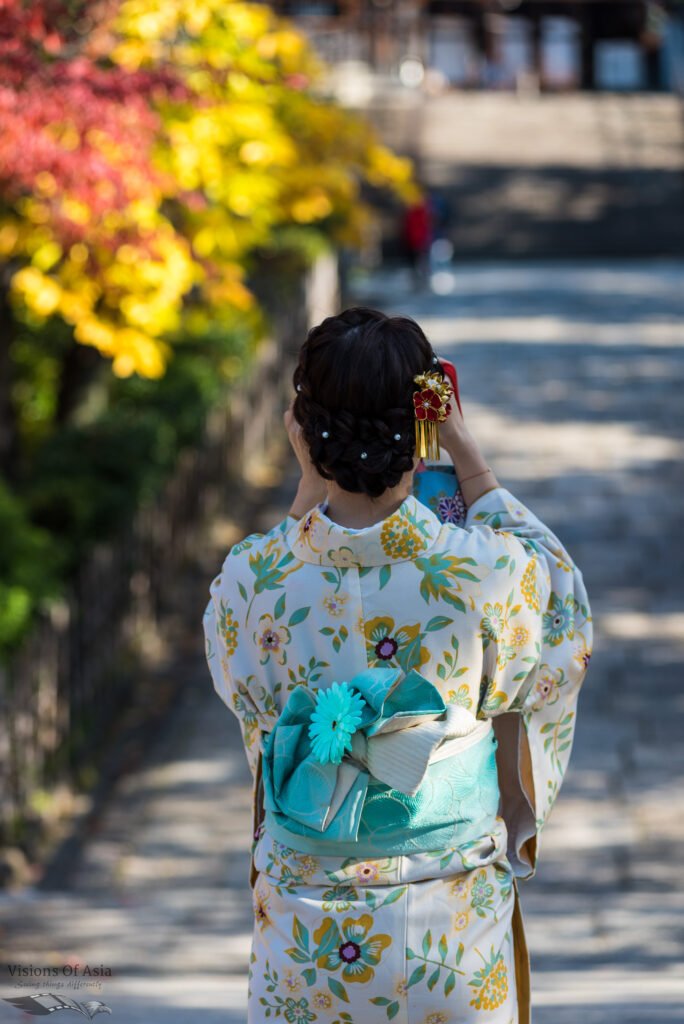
{"left": 0, "top": 252, "right": 339, "bottom": 853}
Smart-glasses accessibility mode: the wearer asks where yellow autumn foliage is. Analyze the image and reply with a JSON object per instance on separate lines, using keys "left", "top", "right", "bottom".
{"left": 4, "top": 0, "right": 417, "bottom": 379}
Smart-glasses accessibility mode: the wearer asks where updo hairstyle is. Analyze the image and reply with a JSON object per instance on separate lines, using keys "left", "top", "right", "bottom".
{"left": 292, "top": 306, "right": 446, "bottom": 499}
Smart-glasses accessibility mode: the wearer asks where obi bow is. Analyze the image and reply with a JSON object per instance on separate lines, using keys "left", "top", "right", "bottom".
{"left": 261, "top": 667, "right": 491, "bottom": 846}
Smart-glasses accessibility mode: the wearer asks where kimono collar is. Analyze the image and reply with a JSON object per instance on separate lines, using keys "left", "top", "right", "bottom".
{"left": 287, "top": 494, "right": 441, "bottom": 567}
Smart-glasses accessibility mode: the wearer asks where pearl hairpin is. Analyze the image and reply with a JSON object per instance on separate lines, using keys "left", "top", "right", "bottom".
{"left": 360, "top": 451, "right": 368, "bottom": 460}
{"left": 296, "top": 384, "right": 302, "bottom": 392}
{"left": 393, "top": 433, "right": 401, "bottom": 441}
{"left": 321, "top": 430, "right": 329, "bottom": 439}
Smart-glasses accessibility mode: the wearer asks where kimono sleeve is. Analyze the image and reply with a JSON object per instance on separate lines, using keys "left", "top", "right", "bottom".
{"left": 465, "top": 486, "right": 593, "bottom": 879}
{"left": 203, "top": 560, "right": 278, "bottom": 780}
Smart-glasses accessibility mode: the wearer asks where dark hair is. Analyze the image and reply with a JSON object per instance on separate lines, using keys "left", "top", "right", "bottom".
{"left": 292, "top": 306, "right": 444, "bottom": 498}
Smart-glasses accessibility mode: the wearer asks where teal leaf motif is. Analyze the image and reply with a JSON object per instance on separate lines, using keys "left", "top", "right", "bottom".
{"left": 407, "top": 964, "right": 427, "bottom": 988}
{"left": 293, "top": 916, "right": 309, "bottom": 952}
{"left": 311, "top": 917, "right": 340, "bottom": 962}
{"left": 425, "top": 615, "right": 453, "bottom": 633}
{"left": 327, "top": 977, "right": 349, "bottom": 1002}
{"left": 288, "top": 606, "right": 311, "bottom": 627}
{"left": 285, "top": 947, "right": 309, "bottom": 964}
{"left": 375, "top": 886, "right": 407, "bottom": 910}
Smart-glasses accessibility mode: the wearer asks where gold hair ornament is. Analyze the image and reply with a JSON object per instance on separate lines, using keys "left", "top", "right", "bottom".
{"left": 412, "top": 371, "right": 453, "bottom": 460}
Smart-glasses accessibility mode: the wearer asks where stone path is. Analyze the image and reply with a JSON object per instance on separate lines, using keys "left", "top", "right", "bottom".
{"left": 2, "top": 261, "right": 684, "bottom": 1023}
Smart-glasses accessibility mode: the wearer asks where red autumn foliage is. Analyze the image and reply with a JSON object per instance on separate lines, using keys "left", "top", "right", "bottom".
{"left": 0, "top": 0, "right": 187, "bottom": 247}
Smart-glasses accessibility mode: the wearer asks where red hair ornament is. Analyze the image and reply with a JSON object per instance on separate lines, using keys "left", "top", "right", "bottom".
{"left": 412, "top": 371, "right": 453, "bottom": 461}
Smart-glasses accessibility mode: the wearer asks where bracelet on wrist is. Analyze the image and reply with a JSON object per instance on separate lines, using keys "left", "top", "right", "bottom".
{"left": 459, "top": 466, "right": 492, "bottom": 484}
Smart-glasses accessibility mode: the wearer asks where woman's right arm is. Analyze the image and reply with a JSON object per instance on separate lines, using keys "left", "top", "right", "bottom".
{"left": 203, "top": 556, "right": 281, "bottom": 779}
{"left": 439, "top": 401, "right": 593, "bottom": 879}
{"left": 439, "top": 393, "right": 499, "bottom": 506}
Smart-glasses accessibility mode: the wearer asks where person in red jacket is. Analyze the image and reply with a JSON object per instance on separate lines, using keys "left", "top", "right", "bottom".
{"left": 403, "top": 195, "right": 433, "bottom": 289}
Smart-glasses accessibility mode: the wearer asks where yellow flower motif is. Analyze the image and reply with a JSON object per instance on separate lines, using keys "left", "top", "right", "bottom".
{"left": 454, "top": 910, "right": 469, "bottom": 931}
{"left": 450, "top": 877, "right": 469, "bottom": 899}
{"left": 312, "top": 991, "right": 332, "bottom": 1011}
{"left": 533, "top": 676, "right": 555, "bottom": 705}
{"left": 364, "top": 615, "right": 429, "bottom": 669}
{"left": 313, "top": 913, "right": 392, "bottom": 984}
{"left": 520, "top": 558, "right": 540, "bottom": 612}
{"left": 395, "top": 978, "right": 408, "bottom": 997}
{"left": 528, "top": 665, "right": 564, "bottom": 710}
{"left": 253, "top": 613, "right": 291, "bottom": 665}
{"left": 218, "top": 600, "right": 238, "bottom": 655}
{"left": 295, "top": 510, "right": 324, "bottom": 555}
{"left": 352, "top": 862, "right": 381, "bottom": 884}
{"left": 469, "top": 947, "right": 509, "bottom": 1011}
{"left": 424, "top": 1013, "right": 449, "bottom": 1024}
{"left": 480, "top": 602, "right": 505, "bottom": 641}
{"left": 574, "top": 637, "right": 592, "bottom": 669}
{"left": 354, "top": 610, "right": 365, "bottom": 635}
{"left": 282, "top": 970, "right": 301, "bottom": 992}
{"left": 322, "top": 592, "right": 347, "bottom": 617}
{"left": 253, "top": 888, "right": 271, "bottom": 930}
{"left": 510, "top": 624, "right": 531, "bottom": 649}
{"left": 446, "top": 685, "right": 472, "bottom": 710}
{"left": 380, "top": 512, "right": 426, "bottom": 560}
{"left": 295, "top": 854, "right": 318, "bottom": 879}
{"left": 326, "top": 544, "right": 359, "bottom": 568}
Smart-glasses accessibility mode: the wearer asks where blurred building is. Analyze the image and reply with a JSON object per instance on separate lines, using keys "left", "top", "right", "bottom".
{"left": 267, "top": 1, "right": 683, "bottom": 92}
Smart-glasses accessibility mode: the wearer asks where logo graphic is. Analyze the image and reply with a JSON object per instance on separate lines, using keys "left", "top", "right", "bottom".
{"left": 3, "top": 993, "right": 112, "bottom": 1017}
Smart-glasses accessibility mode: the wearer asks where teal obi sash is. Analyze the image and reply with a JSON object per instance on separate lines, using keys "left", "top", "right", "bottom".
{"left": 261, "top": 667, "right": 500, "bottom": 858}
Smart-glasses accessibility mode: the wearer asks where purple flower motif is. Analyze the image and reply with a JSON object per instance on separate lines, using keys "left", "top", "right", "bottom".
{"left": 375, "top": 636, "right": 398, "bottom": 661}
{"left": 339, "top": 940, "right": 362, "bottom": 963}
{"left": 438, "top": 492, "right": 466, "bottom": 525}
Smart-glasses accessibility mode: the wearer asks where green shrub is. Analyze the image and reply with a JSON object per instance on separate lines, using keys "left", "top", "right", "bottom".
{"left": 0, "top": 480, "right": 63, "bottom": 653}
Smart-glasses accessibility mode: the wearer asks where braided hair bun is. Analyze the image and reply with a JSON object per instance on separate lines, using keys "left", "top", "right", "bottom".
{"left": 293, "top": 307, "right": 445, "bottom": 499}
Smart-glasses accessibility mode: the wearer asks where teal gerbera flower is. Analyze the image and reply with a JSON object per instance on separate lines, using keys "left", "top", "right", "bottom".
{"left": 308, "top": 681, "right": 365, "bottom": 765}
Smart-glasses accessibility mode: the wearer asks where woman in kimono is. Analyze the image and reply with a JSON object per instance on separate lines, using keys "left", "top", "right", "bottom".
{"left": 203, "top": 307, "right": 592, "bottom": 1024}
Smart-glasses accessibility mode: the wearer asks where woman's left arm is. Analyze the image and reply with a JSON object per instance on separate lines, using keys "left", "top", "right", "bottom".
{"left": 285, "top": 405, "right": 327, "bottom": 519}
{"left": 430, "top": 402, "right": 592, "bottom": 877}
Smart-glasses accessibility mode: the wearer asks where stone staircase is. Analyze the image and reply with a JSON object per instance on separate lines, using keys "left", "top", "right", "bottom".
{"left": 365, "top": 91, "right": 684, "bottom": 258}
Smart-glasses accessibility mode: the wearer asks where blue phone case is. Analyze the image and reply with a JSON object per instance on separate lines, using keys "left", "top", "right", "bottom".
{"left": 412, "top": 463, "right": 467, "bottom": 526}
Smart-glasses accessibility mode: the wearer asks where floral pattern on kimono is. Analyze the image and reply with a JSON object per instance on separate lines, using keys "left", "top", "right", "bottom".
{"left": 203, "top": 466, "right": 592, "bottom": 1023}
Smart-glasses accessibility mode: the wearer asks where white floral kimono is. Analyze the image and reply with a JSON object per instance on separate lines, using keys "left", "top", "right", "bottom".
{"left": 203, "top": 469, "right": 592, "bottom": 1024}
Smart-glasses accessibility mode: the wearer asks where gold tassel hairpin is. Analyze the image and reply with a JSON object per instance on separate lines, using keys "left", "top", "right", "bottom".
{"left": 412, "top": 371, "right": 453, "bottom": 460}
